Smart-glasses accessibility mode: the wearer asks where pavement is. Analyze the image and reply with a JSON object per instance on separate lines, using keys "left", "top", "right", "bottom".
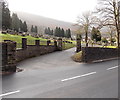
{"left": 1, "top": 48, "right": 119, "bottom": 98}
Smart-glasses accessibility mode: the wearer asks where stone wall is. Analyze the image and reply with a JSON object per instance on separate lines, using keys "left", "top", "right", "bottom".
{"left": 15, "top": 38, "right": 61, "bottom": 62}
{"left": 1, "top": 38, "right": 63, "bottom": 73}
{"left": 16, "top": 45, "right": 57, "bottom": 62}
{"left": 82, "top": 47, "right": 119, "bottom": 63}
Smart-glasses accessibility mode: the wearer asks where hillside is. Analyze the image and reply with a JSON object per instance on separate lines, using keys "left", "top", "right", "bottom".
{"left": 15, "top": 12, "right": 79, "bottom": 34}
{"left": 13, "top": 12, "right": 112, "bottom": 38}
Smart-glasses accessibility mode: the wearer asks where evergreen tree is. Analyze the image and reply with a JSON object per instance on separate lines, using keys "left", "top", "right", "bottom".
{"left": 67, "top": 29, "right": 71, "bottom": 38}
{"left": 54, "top": 27, "right": 59, "bottom": 36}
{"left": 48, "top": 27, "right": 51, "bottom": 35}
{"left": 58, "top": 27, "right": 61, "bottom": 37}
{"left": 61, "top": 28, "right": 65, "bottom": 37}
{"left": 22, "top": 21, "right": 27, "bottom": 32}
{"left": 44, "top": 28, "right": 47, "bottom": 34}
{"left": 34, "top": 26, "right": 38, "bottom": 33}
{"left": 44, "top": 27, "right": 54, "bottom": 35}
{"left": 91, "top": 27, "right": 96, "bottom": 40}
{"left": 2, "top": 2, "right": 11, "bottom": 30}
{"left": 54, "top": 27, "right": 66, "bottom": 37}
{"left": 19, "top": 19, "right": 23, "bottom": 32}
{"left": 31, "top": 25, "right": 34, "bottom": 32}
{"left": 91, "top": 27, "right": 101, "bottom": 42}
{"left": 11, "top": 13, "right": 20, "bottom": 32}
{"left": 50, "top": 30, "right": 53, "bottom": 35}
{"left": 65, "top": 30, "right": 68, "bottom": 37}
{"left": 96, "top": 29, "right": 101, "bottom": 42}
{"left": 65, "top": 29, "right": 71, "bottom": 38}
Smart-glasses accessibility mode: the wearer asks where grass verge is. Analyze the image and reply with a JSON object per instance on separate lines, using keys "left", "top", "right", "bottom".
{"left": 62, "top": 42, "right": 75, "bottom": 50}
{"left": 71, "top": 51, "right": 82, "bottom": 62}
{"left": 0, "top": 33, "right": 47, "bottom": 48}
{"left": 1, "top": 33, "right": 76, "bottom": 50}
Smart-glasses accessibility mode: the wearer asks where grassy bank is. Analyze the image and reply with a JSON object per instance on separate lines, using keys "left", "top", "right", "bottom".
{"left": 62, "top": 42, "right": 75, "bottom": 50}
{"left": 0, "top": 33, "right": 75, "bottom": 49}
{"left": 0, "top": 33, "right": 47, "bottom": 48}
{"left": 71, "top": 51, "right": 82, "bottom": 62}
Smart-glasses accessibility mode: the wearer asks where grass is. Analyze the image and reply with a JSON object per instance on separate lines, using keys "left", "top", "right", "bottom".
{"left": 0, "top": 33, "right": 75, "bottom": 50}
{"left": 67, "top": 40, "right": 76, "bottom": 44}
{"left": 103, "top": 46, "right": 117, "bottom": 48}
{"left": 62, "top": 42, "right": 75, "bottom": 50}
{"left": 0, "top": 33, "right": 47, "bottom": 48}
{"left": 99, "top": 45, "right": 117, "bottom": 48}
{"left": 0, "top": 33, "right": 47, "bottom": 42}
{"left": 71, "top": 51, "right": 82, "bottom": 62}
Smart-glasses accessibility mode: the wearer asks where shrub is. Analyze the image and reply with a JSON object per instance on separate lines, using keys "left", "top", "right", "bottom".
{"left": 102, "top": 37, "right": 108, "bottom": 43}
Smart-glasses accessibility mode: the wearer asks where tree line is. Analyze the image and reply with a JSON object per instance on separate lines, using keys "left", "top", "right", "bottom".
{"left": 44, "top": 27, "right": 71, "bottom": 38}
{"left": 2, "top": 1, "right": 28, "bottom": 32}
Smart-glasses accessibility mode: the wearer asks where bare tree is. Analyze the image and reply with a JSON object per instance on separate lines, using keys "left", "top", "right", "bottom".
{"left": 107, "top": 25, "right": 116, "bottom": 45}
{"left": 77, "top": 11, "right": 96, "bottom": 47}
{"left": 96, "top": 0, "right": 120, "bottom": 47}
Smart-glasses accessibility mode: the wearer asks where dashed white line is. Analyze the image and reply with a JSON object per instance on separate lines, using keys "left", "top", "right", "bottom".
{"left": 0, "top": 90, "right": 20, "bottom": 97}
{"left": 61, "top": 72, "right": 97, "bottom": 82}
{"left": 107, "top": 66, "right": 118, "bottom": 70}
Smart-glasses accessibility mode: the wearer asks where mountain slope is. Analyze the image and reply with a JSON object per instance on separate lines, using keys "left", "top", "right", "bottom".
{"left": 15, "top": 12, "right": 79, "bottom": 34}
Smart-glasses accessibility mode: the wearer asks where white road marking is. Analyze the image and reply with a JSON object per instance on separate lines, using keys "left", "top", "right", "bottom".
{"left": 107, "top": 66, "right": 118, "bottom": 70}
{"left": 61, "top": 72, "right": 97, "bottom": 82}
{"left": 0, "top": 90, "right": 20, "bottom": 97}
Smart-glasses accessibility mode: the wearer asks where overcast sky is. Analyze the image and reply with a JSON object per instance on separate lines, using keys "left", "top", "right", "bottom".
{"left": 7, "top": 0, "right": 97, "bottom": 23}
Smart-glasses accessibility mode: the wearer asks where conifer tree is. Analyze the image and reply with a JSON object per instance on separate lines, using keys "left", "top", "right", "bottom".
{"left": 31, "top": 25, "right": 34, "bottom": 32}
{"left": 11, "top": 13, "right": 20, "bottom": 32}
{"left": 61, "top": 28, "right": 65, "bottom": 37}
{"left": 35, "top": 26, "right": 38, "bottom": 33}
{"left": 91, "top": 27, "right": 101, "bottom": 42}
{"left": 23, "top": 21, "right": 27, "bottom": 32}
{"left": 2, "top": 1, "right": 11, "bottom": 30}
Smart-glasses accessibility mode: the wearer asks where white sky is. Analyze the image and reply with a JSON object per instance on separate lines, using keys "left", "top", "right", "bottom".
{"left": 7, "top": 0, "right": 97, "bottom": 23}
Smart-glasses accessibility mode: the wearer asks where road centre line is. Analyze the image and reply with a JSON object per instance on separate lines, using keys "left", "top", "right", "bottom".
{"left": 61, "top": 72, "right": 97, "bottom": 82}
{"left": 107, "top": 66, "right": 118, "bottom": 70}
{"left": 0, "top": 90, "right": 20, "bottom": 97}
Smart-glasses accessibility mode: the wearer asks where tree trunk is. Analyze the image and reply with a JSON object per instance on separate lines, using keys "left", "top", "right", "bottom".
{"left": 85, "top": 31, "right": 88, "bottom": 47}
{"left": 113, "top": 1, "right": 119, "bottom": 48}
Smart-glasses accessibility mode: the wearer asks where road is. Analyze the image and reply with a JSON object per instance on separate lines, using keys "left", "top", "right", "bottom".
{"left": 2, "top": 48, "right": 118, "bottom": 98}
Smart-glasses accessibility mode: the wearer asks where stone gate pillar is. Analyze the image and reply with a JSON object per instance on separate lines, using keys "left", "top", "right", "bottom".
{"left": 22, "top": 38, "right": 27, "bottom": 49}
{"left": 3, "top": 40, "right": 16, "bottom": 72}
{"left": 1, "top": 42, "right": 7, "bottom": 72}
{"left": 76, "top": 38, "right": 81, "bottom": 52}
{"left": 47, "top": 40, "right": 51, "bottom": 46}
{"left": 35, "top": 40, "right": 40, "bottom": 46}
{"left": 57, "top": 38, "right": 62, "bottom": 51}
{"left": 54, "top": 40, "right": 57, "bottom": 48}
